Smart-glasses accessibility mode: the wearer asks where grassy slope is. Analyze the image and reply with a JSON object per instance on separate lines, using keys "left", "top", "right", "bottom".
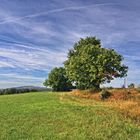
{"left": 0, "top": 92, "right": 140, "bottom": 140}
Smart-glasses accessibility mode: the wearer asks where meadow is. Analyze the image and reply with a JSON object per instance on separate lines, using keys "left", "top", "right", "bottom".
{"left": 0, "top": 91, "right": 140, "bottom": 140}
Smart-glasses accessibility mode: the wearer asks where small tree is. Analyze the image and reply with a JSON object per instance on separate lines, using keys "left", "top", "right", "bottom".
{"left": 128, "top": 83, "right": 135, "bottom": 88}
{"left": 4, "top": 88, "right": 17, "bottom": 94}
{"left": 137, "top": 85, "right": 140, "bottom": 92}
{"left": 64, "top": 37, "right": 128, "bottom": 90}
{"left": 43, "top": 67, "right": 73, "bottom": 91}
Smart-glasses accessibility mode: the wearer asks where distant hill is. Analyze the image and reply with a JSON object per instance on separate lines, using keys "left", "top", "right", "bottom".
{"left": 15, "top": 86, "right": 49, "bottom": 91}
{"left": 0, "top": 86, "right": 52, "bottom": 95}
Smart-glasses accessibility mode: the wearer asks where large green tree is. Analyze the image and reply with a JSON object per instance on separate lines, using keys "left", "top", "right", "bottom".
{"left": 64, "top": 37, "right": 128, "bottom": 90}
{"left": 43, "top": 67, "right": 73, "bottom": 91}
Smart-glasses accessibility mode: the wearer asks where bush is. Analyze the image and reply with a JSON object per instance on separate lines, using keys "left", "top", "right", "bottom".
{"left": 99, "top": 89, "right": 111, "bottom": 100}
{"left": 137, "top": 86, "right": 140, "bottom": 93}
{"left": 128, "top": 83, "right": 135, "bottom": 88}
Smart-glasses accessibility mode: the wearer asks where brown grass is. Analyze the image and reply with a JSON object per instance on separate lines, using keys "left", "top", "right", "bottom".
{"left": 71, "top": 88, "right": 140, "bottom": 124}
{"left": 72, "top": 89, "right": 100, "bottom": 100}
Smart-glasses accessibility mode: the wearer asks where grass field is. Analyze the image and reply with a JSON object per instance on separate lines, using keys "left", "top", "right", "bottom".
{"left": 0, "top": 91, "right": 140, "bottom": 140}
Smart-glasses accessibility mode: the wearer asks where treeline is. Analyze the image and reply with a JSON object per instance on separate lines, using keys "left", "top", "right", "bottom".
{"left": 0, "top": 88, "right": 39, "bottom": 95}
{"left": 0, "top": 87, "right": 51, "bottom": 95}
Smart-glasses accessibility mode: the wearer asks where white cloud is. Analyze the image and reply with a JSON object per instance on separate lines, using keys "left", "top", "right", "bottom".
{"left": 0, "top": 61, "right": 15, "bottom": 68}
{"left": 0, "top": 1, "right": 140, "bottom": 88}
{"left": 0, "top": 46, "right": 67, "bottom": 70}
{"left": 0, "top": 73, "right": 44, "bottom": 80}
{"left": 0, "top": 3, "right": 118, "bottom": 24}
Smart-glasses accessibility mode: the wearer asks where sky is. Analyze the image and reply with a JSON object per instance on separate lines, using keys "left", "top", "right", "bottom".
{"left": 0, "top": 0, "right": 140, "bottom": 88}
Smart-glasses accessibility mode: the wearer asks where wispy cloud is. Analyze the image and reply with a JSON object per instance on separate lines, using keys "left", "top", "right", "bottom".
{"left": 0, "top": 61, "right": 15, "bottom": 68}
{"left": 0, "top": 3, "right": 117, "bottom": 24}
{"left": 0, "top": 0, "right": 140, "bottom": 88}
{"left": 0, "top": 73, "right": 44, "bottom": 80}
{"left": 0, "top": 45, "right": 67, "bottom": 70}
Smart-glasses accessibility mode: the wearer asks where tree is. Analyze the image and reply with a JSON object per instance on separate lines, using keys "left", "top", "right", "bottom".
{"left": 43, "top": 67, "right": 73, "bottom": 91}
{"left": 4, "top": 88, "right": 17, "bottom": 94}
{"left": 64, "top": 37, "right": 128, "bottom": 90}
{"left": 128, "top": 83, "right": 135, "bottom": 88}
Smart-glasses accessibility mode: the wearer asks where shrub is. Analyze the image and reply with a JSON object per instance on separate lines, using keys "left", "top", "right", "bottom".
{"left": 137, "top": 86, "right": 140, "bottom": 93}
{"left": 128, "top": 83, "right": 135, "bottom": 88}
{"left": 99, "top": 89, "right": 111, "bottom": 100}
{"left": 109, "top": 86, "right": 114, "bottom": 89}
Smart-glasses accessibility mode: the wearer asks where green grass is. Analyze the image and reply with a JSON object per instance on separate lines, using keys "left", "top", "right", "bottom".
{"left": 0, "top": 92, "right": 140, "bottom": 140}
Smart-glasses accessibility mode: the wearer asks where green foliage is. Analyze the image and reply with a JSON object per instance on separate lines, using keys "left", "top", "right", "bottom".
{"left": 0, "top": 88, "right": 17, "bottom": 95}
{"left": 64, "top": 36, "right": 128, "bottom": 90}
{"left": 44, "top": 67, "right": 73, "bottom": 91}
{"left": 4, "top": 88, "right": 17, "bottom": 94}
{"left": 0, "top": 88, "right": 41, "bottom": 95}
{"left": 99, "top": 89, "right": 111, "bottom": 100}
{"left": 128, "top": 83, "right": 135, "bottom": 88}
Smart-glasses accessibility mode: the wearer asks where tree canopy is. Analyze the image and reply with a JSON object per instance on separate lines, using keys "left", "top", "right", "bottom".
{"left": 64, "top": 37, "right": 128, "bottom": 90}
{"left": 128, "top": 83, "right": 135, "bottom": 88}
{"left": 43, "top": 67, "right": 73, "bottom": 91}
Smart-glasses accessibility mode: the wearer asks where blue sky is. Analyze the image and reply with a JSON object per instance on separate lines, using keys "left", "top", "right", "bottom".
{"left": 0, "top": 0, "right": 140, "bottom": 88}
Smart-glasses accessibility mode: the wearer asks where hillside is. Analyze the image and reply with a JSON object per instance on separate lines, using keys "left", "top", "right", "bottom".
{"left": 0, "top": 91, "right": 140, "bottom": 140}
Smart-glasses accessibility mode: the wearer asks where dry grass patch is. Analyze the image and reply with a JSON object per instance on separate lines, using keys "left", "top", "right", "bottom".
{"left": 72, "top": 89, "right": 100, "bottom": 100}
{"left": 71, "top": 88, "right": 140, "bottom": 124}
